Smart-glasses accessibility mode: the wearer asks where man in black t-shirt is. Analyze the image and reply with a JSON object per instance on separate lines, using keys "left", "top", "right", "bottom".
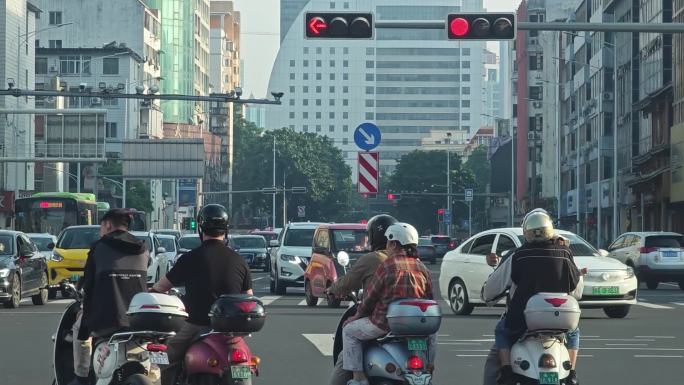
{"left": 152, "top": 204, "right": 252, "bottom": 385}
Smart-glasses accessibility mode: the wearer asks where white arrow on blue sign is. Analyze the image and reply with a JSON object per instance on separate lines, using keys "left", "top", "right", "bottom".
{"left": 354, "top": 122, "right": 381, "bottom": 151}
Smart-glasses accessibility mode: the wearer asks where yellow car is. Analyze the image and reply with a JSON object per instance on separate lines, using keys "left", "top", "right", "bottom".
{"left": 47, "top": 225, "right": 100, "bottom": 298}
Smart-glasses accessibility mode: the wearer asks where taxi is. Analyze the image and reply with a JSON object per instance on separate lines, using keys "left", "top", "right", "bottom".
{"left": 48, "top": 225, "right": 100, "bottom": 298}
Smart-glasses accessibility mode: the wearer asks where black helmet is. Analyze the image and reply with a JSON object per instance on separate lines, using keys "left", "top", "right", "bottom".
{"left": 197, "top": 204, "right": 230, "bottom": 236}
{"left": 366, "top": 214, "right": 398, "bottom": 251}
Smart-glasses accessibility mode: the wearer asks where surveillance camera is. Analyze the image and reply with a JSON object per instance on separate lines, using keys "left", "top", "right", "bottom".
{"left": 135, "top": 85, "right": 145, "bottom": 95}
{"left": 149, "top": 85, "right": 159, "bottom": 94}
{"left": 7, "top": 78, "right": 15, "bottom": 89}
{"left": 79, "top": 83, "right": 87, "bottom": 91}
{"left": 271, "top": 92, "right": 284, "bottom": 102}
{"left": 234, "top": 86, "right": 243, "bottom": 98}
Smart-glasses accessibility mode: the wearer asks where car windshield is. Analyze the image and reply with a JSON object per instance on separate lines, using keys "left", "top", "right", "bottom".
{"left": 0, "top": 235, "right": 14, "bottom": 255}
{"left": 332, "top": 229, "right": 368, "bottom": 252}
{"left": 431, "top": 236, "right": 450, "bottom": 244}
{"left": 645, "top": 235, "right": 684, "bottom": 248}
{"left": 156, "top": 231, "right": 179, "bottom": 239}
{"left": 283, "top": 228, "right": 315, "bottom": 247}
{"left": 516, "top": 233, "right": 598, "bottom": 256}
{"left": 133, "top": 236, "right": 153, "bottom": 252}
{"left": 232, "top": 237, "right": 266, "bottom": 249}
{"left": 253, "top": 232, "right": 278, "bottom": 241}
{"left": 418, "top": 238, "right": 432, "bottom": 246}
{"left": 57, "top": 228, "right": 100, "bottom": 249}
{"left": 179, "top": 236, "right": 201, "bottom": 250}
{"left": 30, "top": 236, "right": 54, "bottom": 251}
{"left": 158, "top": 237, "right": 176, "bottom": 252}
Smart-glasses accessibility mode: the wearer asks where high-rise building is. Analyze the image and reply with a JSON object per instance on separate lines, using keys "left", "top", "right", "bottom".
{"left": 671, "top": 0, "right": 684, "bottom": 232}
{"left": 0, "top": 0, "right": 40, "bottom": 227}
{"left": 265, "top": 0, "right": 487, "bottom": 177}
{"left": 482, "top": 49, "right": 501, "bottom": 128}
{"left": 280, "top": 0, "right": 311, "bottom": 43}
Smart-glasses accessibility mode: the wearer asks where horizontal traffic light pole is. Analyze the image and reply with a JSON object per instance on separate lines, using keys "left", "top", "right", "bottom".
{"left": 374, "top": 20, "right": 684, "bottom": 33}
{"left": 0, "top": 89, "right": 282, "bottom": 105}
{"left": 200, "top": 187, "right": 307, "bottom": 195}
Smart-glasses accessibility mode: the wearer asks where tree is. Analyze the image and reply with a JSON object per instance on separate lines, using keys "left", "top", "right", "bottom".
{"left": 464, "top": 145, "right": 491, "bottom": 232}
{"left": 95, "top": 160, "right": 152, "bottom": 212}
{"left": 388, "top": 150, "right": 474, "bottom": 235}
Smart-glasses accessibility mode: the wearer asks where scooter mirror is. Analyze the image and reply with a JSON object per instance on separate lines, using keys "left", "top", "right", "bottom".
{"left": 337, "top": 251, "right": 350, "bottom": 267}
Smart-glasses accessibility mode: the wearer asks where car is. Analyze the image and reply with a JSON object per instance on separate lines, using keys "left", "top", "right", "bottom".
{"left": 304, "top": 224, "right": 368, "bottom": 307}
{"left": 156, "top": 234, "right": 180, "bottom": 266}
{"left": 439, "top": 228, "right": 638, "bottom": 319}
{"left": 0, "top": 230, "right": 49, "bottom": 308}
{"left": 178, "top": 234, "right": 201, "bottom": 253}
{"left": 228, "top": 235, "right": 270, "bottom": 270}
{"left": 250, "top": 229, "right": 282, "bottom": 272}
{"left": 428, "top": 234, "right": 455, "bottom": 257}
{"left": 417, "top": 237, "right": 438, "bottom": 264}
{"left": 27, "top": 233, "right": 58, "bottom": 259}
{"left": 49, "top": 225, "right": 101, "bottom": 298}
{"left": 130, "top": 231, "right": 171, "bottom": 285}
{"left": 606, "top": 232, "right": 684, "bottom": 290}
{"left": 269, "top": 222, "right": 323, "bottom": 295}
{"left": 154, "top": 229, "right": 182, "bottom": 240}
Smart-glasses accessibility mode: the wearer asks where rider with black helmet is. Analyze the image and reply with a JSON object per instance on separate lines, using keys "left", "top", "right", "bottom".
{"left": 152, "top": 204, "right": 253, "bottom": 385}
{"left": 327, "top": 214, "right": 397, "bottom": 385}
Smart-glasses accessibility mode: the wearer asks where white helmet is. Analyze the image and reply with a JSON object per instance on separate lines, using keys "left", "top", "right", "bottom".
{"left": 522, "top": 210, "right": 554, "bottom": 243}
{"left": 385, "top": 223, "right": 419, "bottom": 246}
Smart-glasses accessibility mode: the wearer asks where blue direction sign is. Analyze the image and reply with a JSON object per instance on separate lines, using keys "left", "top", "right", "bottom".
{"left": 354, "top": 122, "right": 381, "bottom": 151}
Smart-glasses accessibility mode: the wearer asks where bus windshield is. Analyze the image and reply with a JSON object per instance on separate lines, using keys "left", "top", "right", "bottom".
{"left": 15, "top": 198, "right": 79, "bottom": 235}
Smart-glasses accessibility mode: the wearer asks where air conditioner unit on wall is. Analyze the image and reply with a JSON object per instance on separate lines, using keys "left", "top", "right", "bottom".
{"left": 533, "top": 101, "right": 543, "bottom": 108}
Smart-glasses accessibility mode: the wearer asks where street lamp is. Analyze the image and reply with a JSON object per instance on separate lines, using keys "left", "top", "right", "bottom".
{"left": 445, "top": 132, "right": 452, "bottom": 237}
{"left": 260, "top": 132, "right": 277, "bottom": 228}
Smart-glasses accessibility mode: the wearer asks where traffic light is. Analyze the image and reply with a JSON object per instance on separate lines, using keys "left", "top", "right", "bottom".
{"left": 447, "top": 13, "right": 516, "bottom": 40}
{"left": 189, "top": 219, "right": 197, "bottom": 231}
{"left": 305, "top": 12, "right": 373, "bottom": 39}
{"left": 387, "top": 193, "right": 402, "bottom": 201}
{"left": 182, "top": 217, "right": 197, "bottom": 231}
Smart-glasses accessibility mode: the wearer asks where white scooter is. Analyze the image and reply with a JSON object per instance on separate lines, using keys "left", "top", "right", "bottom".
{"left": 52, "top": 283, "right": 188, "bottom": 385}
{"left": 510, "top": 293, "right": 580, "bottom": 385}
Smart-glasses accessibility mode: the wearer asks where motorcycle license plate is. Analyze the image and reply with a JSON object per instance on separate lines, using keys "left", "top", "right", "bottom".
{"left": 149, "top": 352, "right": 169, "bottom": 365}
{"left": 539, "top": 372, "right": 559, "bottom": 385}
{"left": 592, "top": 286, "right": 619, "bottom": 295}
{"left": 407, "top": 338, "right": 428, "bottom": 351}
{"left": 230, "top": 365, "right": 251, "bottom": 379}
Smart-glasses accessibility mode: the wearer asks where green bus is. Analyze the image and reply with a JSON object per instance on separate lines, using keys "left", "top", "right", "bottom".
{"left": 15, "top": 192, "right": 98, "bottom": 235}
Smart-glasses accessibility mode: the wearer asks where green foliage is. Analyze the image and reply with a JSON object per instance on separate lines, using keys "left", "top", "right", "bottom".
{"left": 464, "top": 145, "right": 491, "bottom": 231}
{"left": 96, "top": 160, "right": 152, "bottom": 212}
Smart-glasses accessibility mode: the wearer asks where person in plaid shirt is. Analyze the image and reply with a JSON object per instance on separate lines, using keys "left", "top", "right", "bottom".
{"left": 340, "top": 223, "right": 435, "bottom": 385}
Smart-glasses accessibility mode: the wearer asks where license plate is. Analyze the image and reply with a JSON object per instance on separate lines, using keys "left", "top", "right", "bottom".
{"left": 539, "top": 371, "right": 559, "bottom": 385}
{"left": 230, "top": 365, "right": 251, "bottom": 379}
{"left": 407, "top": 338, "right": 428, "bottom": 351}
{"left": 149, "top": 352, "right": 169, "bottom": 365}
{"left": 592, "top": 286, "right": 620, "bottom": 295}
{"left": 663, "top": 251, "right": 678, "bottom": 257}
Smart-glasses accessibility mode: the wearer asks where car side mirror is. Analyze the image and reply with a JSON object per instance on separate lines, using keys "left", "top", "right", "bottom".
{"left": 598, "top": 249, "right": 609, "bottom": 258}
{"left": 269, "top": 240, "right": 279, "bottom": 247}
{"left": 47, "top": 242, "right": 55, "bottom": 250}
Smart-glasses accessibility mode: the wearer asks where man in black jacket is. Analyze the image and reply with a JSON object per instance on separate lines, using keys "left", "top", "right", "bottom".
{"left": 69, "top": 209, "right": 149, "bottom": 385}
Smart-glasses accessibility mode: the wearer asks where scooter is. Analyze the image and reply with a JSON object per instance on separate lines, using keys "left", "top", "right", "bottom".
{"left": 52, "top": 283, "right": 182, "bottom": 385}
{"left": 169, "top": 294, "right": 265, "bottom": 385}
{"left": 333, "top": 291, "right": 441, "bottom": 385}
{"left": 510, "top": 293, "right": 581, "bottom": 385}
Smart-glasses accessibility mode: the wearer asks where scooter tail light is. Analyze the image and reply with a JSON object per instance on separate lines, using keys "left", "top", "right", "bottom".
{"left": 544, "top": 298, "right": 567, "bottom": 307}
{"left": 140, "top": 304, "right": 161, "bottom": 310}
{"left": 538, "top": 354, "right": 557, "bottom": 369}
{"left": 231, "top": 348, "right": 249, "bottom": 363}
{"left": 407, "top": 356, "right": 424, "bottom": 370}
{"left": 146, "top": 343, "right": 167, "bottom": 352}
{"left": 251, "top": 356, "right": 261, "bottom": 367}
{"left": 398, "top": 300, "right": 438, "bottom": 312}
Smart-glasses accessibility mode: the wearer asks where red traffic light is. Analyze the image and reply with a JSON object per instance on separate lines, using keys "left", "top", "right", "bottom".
{"left": 449, "top": 17, "right": 470, "bottom": 37}
{"left": 361, "top": 219, "right": 368, "bottom": 225}
{"left": 437, "top": 208, "right": 445, "bottom": 215}
{"left": 308, "top": 17, "right": 328, "bottom": 36}
{"left": 387, "top": 193, "right": 396, "bottom": 200}
{"left": 305, "top": 13, "right": 373, "bottom": 39}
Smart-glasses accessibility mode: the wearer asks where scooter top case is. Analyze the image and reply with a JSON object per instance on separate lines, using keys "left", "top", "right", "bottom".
{"left": 53, "top": 300, "right": 91, "bottom": 385}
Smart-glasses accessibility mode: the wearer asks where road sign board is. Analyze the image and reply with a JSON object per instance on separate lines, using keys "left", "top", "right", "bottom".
{"left": 354, "top": 122, "right": 381, "bottom": 151}
{"left": 358, "top": 152, "right": 380, "bottom": 194}
{"left": 297, "top": 206, "right": 306, "bottom": 218}
{"left": 465, "top": 189, "right": 474, "bottom": 202}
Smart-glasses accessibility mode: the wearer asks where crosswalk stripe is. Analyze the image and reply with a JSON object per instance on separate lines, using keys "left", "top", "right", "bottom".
{"left": 303, "top": 334, "right": 334, "bottom": 356}
{"left": 670, "top": 302, "right": 684, "bottom": 307}
{"left": 259, "top": 296, "right": 280, "bottom": 306}
{"left": 635, "top": 301, "right": 673, "bottom": 309}
{"left": 297, "top": 299, "right": 350, "bottom": 307}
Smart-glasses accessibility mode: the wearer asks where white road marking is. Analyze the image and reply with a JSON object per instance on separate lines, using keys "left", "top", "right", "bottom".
{"left": 303, "top": 333, "right": 334, "bottom": 356}
{"left": 0, "top": 311, "right": 64, "bottom": 314}
{"left": 439, "top": 338, "right": 494, "bottom": 343}
{"left": 50, "top": 299, "right": 74, "bottom": 305}
{"left": 252, "top": 277, "right": 265, "bottom": 281}
{"left": 634, "top": 355, "right": 683, "bottom": 358}
{"left": 661, "top": 283, "right": 679, "bottom": 287}
{"left": 259, "top": 296, "right": 281, "bottom": 306}
{"left": 581, "top": 348, "right": 684, "bottom": 351}
{"left": 584, "top": 338, "right": 654, "bottom": 342}
{"left": 671, "top": 302, "right": 684, "bottom": 307}
{"left": 298, "top": 299, "right": 309, "bottom": 306}
{"left": 455, "top": 354, "right": 488, "bottom": 357}
{"left": 635, "top": 336, "right": 676, "bottom": 339}
{"left": 605, "top": 343, "right": 649, "bottom": 346}
{"left": 634, "top": 301, "right": 673, "bottom": 309}
{"left": 298, "top": 299, "right": 349, "bottom": 307}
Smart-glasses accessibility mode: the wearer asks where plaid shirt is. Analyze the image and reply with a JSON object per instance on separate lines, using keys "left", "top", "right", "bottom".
{"left": 358, "top": 255, "right": 434, "bottom": 331}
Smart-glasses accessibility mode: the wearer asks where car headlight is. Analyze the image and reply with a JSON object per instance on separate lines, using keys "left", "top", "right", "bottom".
{"left": 0, "top": 268, "right": 9, "bottom": 278}
{"left": 625, "top": 267, "right": 635, "bottom": 279}
{"left": 50, "top": 252, "right": 64, "bottom": 262}
{"left": 280, "top": 254, "right": 300, "bottom": 263}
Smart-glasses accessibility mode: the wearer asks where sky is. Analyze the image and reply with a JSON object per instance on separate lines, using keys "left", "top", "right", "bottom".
{"left": 233, "top": 0, "right": 522, "bottom": 98}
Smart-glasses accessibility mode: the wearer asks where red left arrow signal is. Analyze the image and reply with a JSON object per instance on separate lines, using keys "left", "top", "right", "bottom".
{"left": 308, "top": 17, "right": 328, "bottom": 36}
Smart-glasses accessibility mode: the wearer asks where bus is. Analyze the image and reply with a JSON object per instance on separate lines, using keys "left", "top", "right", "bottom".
{"left": 14, "top": 192, "right": 98, "bottom": 235}
{"left": 96, "top": 201, "right": 110, "bottom": 220}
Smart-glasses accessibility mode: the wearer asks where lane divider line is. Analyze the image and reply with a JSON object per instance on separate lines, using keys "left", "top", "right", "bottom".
{"left": 635, "top": 301, "right": 674, "bottom": 309}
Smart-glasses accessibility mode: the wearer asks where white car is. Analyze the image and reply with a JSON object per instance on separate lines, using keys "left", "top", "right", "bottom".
{"left": 156, "top": 234, "right": 180, "bottom": 265}
{"left": 269, "top": 222, "right": 323, "bottom": 295}
{"left": 439, "top": 228, "right": 638, "bottom": 319}
{"left": 27, "top": 233, "right": 58, "bottom": 259}
{"left": 131, "top": 231, "right": 170, "bottom": 285}
{"left": 606, "top": 232, "right": 684, "bottom": 290}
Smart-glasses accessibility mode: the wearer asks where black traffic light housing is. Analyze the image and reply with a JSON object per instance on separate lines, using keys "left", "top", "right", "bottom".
{"left": 447, "top": 13, "right": 516, "bottom": 40}
{"left": 305, "top": 12, "right": 373, "bottom": 39}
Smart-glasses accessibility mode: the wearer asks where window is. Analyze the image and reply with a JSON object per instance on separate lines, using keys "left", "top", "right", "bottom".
{"left": 60, "top": 56, "right": 90, "bottom": 74}
{"left": 289, "top": 99, "right": 295, "bottom": 106}
{"left": 330, "top": 60, "right": 336, "bottom": 67}
{"left": 366, "top": 47, "right": 375, "bottom": 55}
{"left": 496, "top": 235, "right": 516, "bottom": 254}
{"left": 35, "top": 57, "right": 48, "bottom": 74}
{"left": 105, "top": 122, "right": 118, "bottom": 138}
{"left": 343, "top": 125, "right": 349, "bottom": 132}
{"left": 289, "top": 86, "right": 295, "bottom": 93}
{"left": 462, "top": 113, "right": 470, "bottom": 121}
{"left": 316, "top": 73, "right": 322, "bottom": 80}
{"left": 329, "top": 125, "right": 335, "bottom": 132}
{"left": 343, "top": 47, "right": 349, "bottom": 54}
{"left": 344, "top": 2, "right": 349, "bottom": 9}
{"left": 343, "top": 73, "right": 349, "bottom": 80}
{"left": 303, "top": 86, "right": 309, "bottom": 93}
{"left": 330, "top": 73, "right": 335, "bottom": 80}
{"left": 462, "top": 61, "right": 470, "bottom": 69}
{"left": 529, "top": 86, "right": 543, "bottom": 100}
{"left": 608, "top": 236, "right": 626, "bottom": 251}
{"left": 329, "top": 112, "right": 335, "bottom": 119}
{"left": 303, "top": 99, "right": 309, "bottom": 106}
{"left": 303, "top": 125, "right": 309, "bottom": 132}
{"left": 49, "top": 11, "right": 62, "bottom": 25}
{"left": 103, "top": 57, "right": 119, "bottom": 75}
{"left": 366, "top": 60, "right": 374, "bottom": 68}
{"left": 343, "top": 138, "right": 348, "bottom": 144}
{"left": 317, "top": 47, "right": 322, "bottom": 54}
{"left": 462, "top": 74, "right": 470, "bottom": 82}
{"left": 289, "top": 125, "right": 295, "bottom": 129}
{"left": 365, "top": 100, "right": 374, "bottom": 107}
{"left": 304, "top": 47, "right": 309, "bottom": 54}
{"left": 303, "top": 60, "right": 309, "bottom": 67}
{"left": 365, "top": 112, "right": 374, "bottom": 119}
{"left": 329, "top": 86, "right": 335, "bottom": 93}
{"left": 316, "top": 99, "right": 321, "bottom": 106}
{"left": 329, "top": 99, "right": 335, "bottom": 106}
{"left": 469, "top": 234, "right": 496, "bottom": 255}
{"left": 462, "top": 100, "right": 470, "bottom": 107}
{"left": 343, "top": 86, "right": 349, "bottom": 93}
{"left": 462, "top": 48, "right": 470, "bottom": 56}
{"left": 459, "top": 238, "right": 475, "bottom": 254}
{"left": 316, "top": 60, "right": 322, "bottom": 67}
{"left": 49, "top": 40, "right": 62, "bottom": 49}
{"left": 366, "top": 86, "right": 374, "bottom": 94}
{"left": 463, "top": 87, "right": 470, "bottom": 95}
{"left": 330, "top": 1, "right": 335, "bottom": 9}
{"left": 316, "top": 86, "right": 322, "bottom": 93}
{"left": 343, "top": 60, "right": 349, "bottom": 67}
{"left": 289, "top": 73, "right": 295, "bottom": 80}
{"left": 366, "top": 73, "right": 374, "bottom": 81}
{"left": 303, "top": 73, "right": 309, "bottom": 80}
{"left": 289, "top": 112, "right": 295, "bottom": 118}
{"left": 316, "top": 112, "right": 322, "bottom": 119}
{"left": 330, "top": 47, "right": 336, "bottom": 54}
{"left": 303, "top": 112, "right": 309, "bottom": 118}
{"left": 289, "top": 60, "right": 295, "bottom": 67}
{"left": 343, "top": 99, "right": 349, "bottom": 106}
{"left": 316, "top": 125, "right": 322, "bottom": 132}
{"left": 343, "top": 112, "right": 349, "bottom": 119}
